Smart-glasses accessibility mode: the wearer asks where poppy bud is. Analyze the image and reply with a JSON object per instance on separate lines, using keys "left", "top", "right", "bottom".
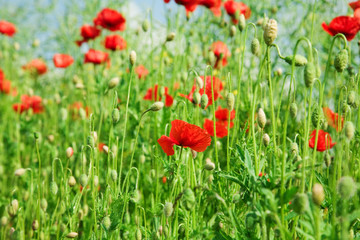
{"left": 290, "top": 103, "right": 298, "bottom": 118}
{"left": 112, "top": 108, "right": 120, "bottom": 124}
{"left": 66, "top": 232, "right": 78, "bottom": 238}
{"left": 68, "top": 176, "right": 76, "bottom": 187}
{"left": 150, "top": 101, "right": 164, "bottom": 112}
{"left": 193, "top": 92, "right": 201, "bottom": 105}
{"left": 230, "top": 25, "right": 236, "bottom": 37}
{"left": 163, "top": 202, "right": 173, "bottom": 218}
{"left": 263, "top": 133, "right": 270, "bottom": 147}
{"left": 191, "top": 149, "right": 197, "bottom": 159}
{"left": 129, "top": 51, "right": 136, "bottom": 66}
{"left": 204, "top": 158, "right": 215, "bottom": 171}
{"left": 291, "top": 142, "right": 298, "bottom": 155}
{"left": 102, "top": 145, "right": 109, "bottom": 154}
{"left": 284, "top": 55, "right": 308, "bottom": 67}
{"left": 140, "top": 154, "right": 146, "bottom": 163}
{"left": 257, "top": 108, "right": 266, "bottom": 128}
{"left": 238, "top": 14, "right": 246, "bottom": 32}
{"left": 195, "top": 76, "right": 204, "bottom": 89}
{"left": 324, "top": 152, "right": 331, "bottom": 167}
{"left": 348, "top": 91, "right": 356, "bottom": 105}
{"left": 1, "top": 216, "right": 7, "bottom": 226}
{"left": 66, "top": 147, "right": 74, "bottom": 158}
{"left": 50, "top": 181, "right": 58, "bottom": 196}
{"left": 14, "top": 168, "right": 26, "bottom": 177}
{"left": 337, "top": 176, "right": 356, "bottom": 199}
{"left": 142, "top": 19, "right": 149, "bottom": 32}
{"left": 263, "top": 19, "right": 277, "bottom": 46}
{"left": 232, "top": 193, "right": 240, "bottom": 203}
{"left": 40, "top": 198, "right": 48, "bottom": 212}
{"left": 304, "top": 62, "right": 316, "bottom": 88}
{"left": 311, "top": 105, "right": 324, "bottom": 128}
{"left": 166, "top": 32, "right": 175, "bottom": 42}
{"left": 342, "top": 104, "right": 351, "bottom": 115}
{"left": 102, "top": 216, "right": 111, "bottom": 230}
{"left": 136, "top": 228, "right": 142, "bottom": 240}
{"left": 312, "top": 183, "right": 325, "bottom": 206}
{"left": 251, "top": 38, "right": 261, "bottom": 57}
{"left": 182, "top": 188, "right": 195, "bottom": 211}
{"left": 226, "top": 93, "right": 235, "bottom": 111}
{"left": 111, "top": 169, "right": 117, "bottom": 182}
{"left": 94, "top": 175, "right": 99, "bottom": 187}
{"left": 91, "top": 131, "right": 98, "bottom": 142}
{"left": 48, "top": 135, "right": 55, "bottom": 143}
{"left": 79, "top": 174, "right": 88, "bottom": 187}
{"left": 34, "top": 132, "right": 40, "bottom": 140}
{"left": 208, "top": 174, "right": 214, "bottom": 183}
{"left": 200, "top": 94, "right": 209, "bottom": 109}
{"left": 87, "top": 136, "right": 95, "bottom": 148}
{"left": 245, "top": 212, "right": 258, "bottom": 229}
{"left": 334, "top": 49, "right": 348, "bottom": 72}
{"left": 292, "top": 193, "right": 309, "bottom": 214}
{"left": 7, "top": 199, "right": 19, "bottom": 217}
{"left": 108, "top": 77, "right": 120, "bottom": 89}
{"left": 344, "top": 121, "right": 355, "bottom": 140}
{"left": 32, "top": 220, "right": 39, "bottom": 231}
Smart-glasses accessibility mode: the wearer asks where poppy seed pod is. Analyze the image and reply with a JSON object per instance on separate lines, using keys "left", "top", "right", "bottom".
{"left": 66, "top": 147, "right": 74, "bottom": 158}
{"left": 50, "top": 181, "right": 58, "bottom": 196}
{"left": 66, "top": 232, "right": 78, "bottom": 238}
{"left": 150, "top": 101, "right": 164, "bottom": 112}
{"left": 348, "top": 91, "right": 356, "bottom": 105}
{"left": 40, "top": 198, "right": 48, "bottom": 212}
{"left": 193, "top": 92, "right": 201, "bottom": 105}
{"left": 344, "top": 121, "right": 355, "bottom": 140}
{"left": 166, "top": 32, "right": 175, "bottom": 42}
{"left": 79, "top": 174, "right": 88, "bottom": 187}
{"left": 230, "top": 25, "right": 236, "bottom": 37}
{"left": 142, "top": 19, "right": 149, "bottom": 32}
{"left": 200, "top": 94, "right": 209, "bottom": 109}
{"left": 226, "top": 92, "right": 235, "bottom": 111}
{"left": 290, "top": 102, "right": 298, "bottom": 118}
{"left": 263, "top": 19, "right": 277, "bottom": 46}
{"left": 102, "top": 216, "right": 111, "bottom": 230}
{"left": 14, "top": 168, "right": 26, "bottom": 177}
{"left": 257, "top": 108, "right": 266, "bottom": 128}
{"left": 111, "top": 169, "right": 117, "bottom": 181}
{"left": 304, "top": 62, "right": 316, "bottom": 88}
{"left": 182, "top": 188, "right": 196, "bottom": 211}
{"left": 251, "top": 38, "right": 261, "bottom": 57}
{"left": 32, "top": 220, "right": 39, "bottom": 231}
{"left": 129, "top": 50, "right": 136, "bottom": 66}
{"left": 263, "top": 133, "right": 270, "bottom": 147}
{"left": 195, "top": 76, "right": 204, "bottom": 89}
{"left": 204, "top": 158, "right": 215, "bottom": 171}
{"left": 284, "top": 55, "right": 308, "bottom": 67}
{"left": 292, "top": 193, "right": 309, "bottom": 214}
{"left": 238, "top": 14, "right": 246, "bottom": 32}
{"left": 312, "top": 183, "right": 325, "bottom": 206}
{"left": 163, "top": 202, "right": 173, "bottom": 218}
{"left": 337, "top": 176, "right": 356, "bottom": 199}
{"left": 108, "top": 77, "right": 120, "bottom": 89}
{"left": 68, "top": 176, "right": 76, "bottom": 187}
{"left": 112, "top": 108, "right": 120, "bottom": 124}
{"left": 334, "top": 49, "right": 348, "bottom": 72}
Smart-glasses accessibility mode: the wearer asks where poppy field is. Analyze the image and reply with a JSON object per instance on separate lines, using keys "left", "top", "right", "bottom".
{"left": 1, "top": 0, "right": 360, "bottom": 239}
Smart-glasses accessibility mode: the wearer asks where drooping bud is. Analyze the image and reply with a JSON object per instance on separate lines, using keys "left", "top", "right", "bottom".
{"left": 238, "top": 14, "right": 246, "bottom": 32}
{"left": 7, "top": 199, "right": 19, "bottom": 217}
{"left": 34, "top": 132, "right": 40, "bottom": 140}
{"left": 284, "top": 55, "right": 308, "bottom": 67}
{"left": 337, "top": 176, "right": 356, "bottom": 199}
{"left": 14, "top": 168, "right": 26, "bottom": 177}
{"left": 32, "top": 220, "right": 39, "bottom": 231}
{"left": 257, "top": 108, "right": 266, "bottom": 128}
{"left": 324, "top": 152, "right": 331, "bottom": 167}
{"left": 112, "top": 108, "right": 120, "bottom": 124}
{"left": 230, "top": 25, "right": 236, "bottom": 37}
{"left": 195, "top": 76, "right": 204, "bottom": 89}
{"left": 50, "top": 181, "right": 58, "bottom": 196}
{"left": 312, "top": 183, "right": 325, "bottom": 206}
{"left": 40, "top": 198, "right": 48, "bottom": 212}
{"left": 200, "top": 94, "right": 209, "bottom": 109}
{"left": 166, "top": 32, "right": 175, "bottom": 42}
{"left": 348, "top": 91, "right": 356, "bottom": 105}
{"left": 79, "top": 174, "right": 88, "bottom": 187}
{"left": 94, "top": 175, "right": 99, "bottom": 187}
{"left": 251, "top": 38, "right": 261, "bottom": 57}
{"left": 136, "top": 228, "right": 142, "bottom": 240}
{"left": 334, "top": 49, "right": 348, "bottom": 72}
{"left": 311, "top": 105, "right": 325, "bottom": 128}
{"left": 102, "top": 216, "right": 111, "bottom": 230}
{"left": 1, "top": 216, "right": 8, "bottom": 226}
{"left": 290, "top": 103, "right": 298, "bottom": 118}
{"left": 344, "top": 121, "right": 355, "bottom": 140}
{"left": 226, "top": 93, "right": 235, "bottom": 111}
{"left": 66, "top": 232, "right": 78, "bottom": 238}
{"left": 263, "top": 19, "right": 278, "bottom": 46}
{"left": 68, "top": 176, "right": 76, "bottom": 187}
{"left": 163, "top": 202, "right": 173, "bottom": 218}
{"left": 66, "top": 147, "right": 74, "bottom": 158}
{"left": 204, "top": 158, "right": 215, "bottom": 171}
{"left": 111, "top": 170, "right": 118, "bottom": 182}
{"left": 292, "top": 193, "right": 309, "bottom": 214}
{"left": 193, "top": 92, "right": 201, "bottom": 105}
{"left": 291, "top": 142, "right": 298, "bottom": 155}
{"left": 263, "top": 133, "right": 270, "bottom": 147}
{"left": 142, "top": 19, "right": 149, "bottom": 32}
{"left": 108, "top": 77, "right": 120, "bottom": 89}
{"left": 149, "top": 101, "right": 164, "bottom": 112}
{"left": 129, "top": 51, "right": 136, "bottom": 66}
{"left": 181, "top": 188, "right": 196, "bottom": 211}
{"left": 304, "top": 62, "right": 316, "bottom": 88}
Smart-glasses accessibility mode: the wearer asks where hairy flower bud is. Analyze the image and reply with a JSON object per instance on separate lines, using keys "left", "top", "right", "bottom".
{"left": 87, "top": 136, "right": 95, "bottom": 148}
{"left": 136, "top": 228, "right": 142, "bottom": 240}
{"left": 348, "top": 91, "right": 356, "bottom": 105}
{"left": 150, "top": 101, "right": 164, "bottom": 112}
{"left": 344, "top": 121, "right": 355, "bottom": 140}
{"left": 230, "top": 25, "right": 236, "bottom": 37}
{"left": 79, "top": 174, "right": 88, "bottom": 187}
{"left": 304, "top": 62, "right": 316, "bottom": 88}
{"left": 68, "top": 176, "right": 76, "bottom": 187}
{"left": 112, "top": 108, "right": 120, "bottom": 124}
{"left": 195, "top": 76, "right": 204, "bottom": 89}
{"left": 290, "top": 102, "right": 298, "bottom": 118}
{"left": 142, "top": 19, "right": 149, "bottom": 32}
{"left": 40, "top": 198, "right": 48, "bottom": 212}
{"left": 129, "top": 51, "right": 136, "bottom": 66}
{"left": 32, "top": 220, "right": 39, "bottom": 231}
{"left": 182, "top": 188, "right": 195, "bottom": 211}
{"left": 257, "top": 108, "right": 266, "bottom": 128}
{"left": 312, "top": 183, "right": 325, "bottom": 206}
{"left": 291, "top": 142, "right": 298, "bottom": 155}
{"left": 166, "top": 32, "right": 175, "bottom": 42}
{"left": 8, "top": 199, "right": 19, "bottom": 217}
{"left": 238, "top": 14, "right": 246, "bottom": 32}
{"left": 108, "top": 77, "right": 120, "bottom": 89}
{"left": 263, "top": 19, "right": 277, "bottom": 45}
{"left": 66, "top": 147, "right": 74, "bottom": 158}
{"left": 311, "top": 105, "right": 325, "bottom": 128}
{"left": 111, "top": 170, "right": 118, "bottom": 182}
{"left": 163, "top": 202, "right": 173, "bottom": 218}
{"left": 263, "top": 133, "right": 270, "bottom": 147}
{"left": 14, "top": 168, "right": 26, "bottom": 177}
{"left": 251, "top": 38, "right": 261, "bottom": 57}
{"left": 284, "top": 55, "right": 308, "bottom": 67}
{"left": 200, "top": 94, "right": 209, "bottom": 109}
{"left": 324, "top": 152, "right": 331, "bottom": 167}
{"left": 337, "top": 176, "right": 356, "bottom": 199}
{"left": 193, "top": 92, "right": 201, "bottom": 105}
{"left": 226, "top": 93, "right": 235, "bottom": 111}
{"left": 292, "top": 193, "right": 309, "bottom": 214}
{"left": 204, "top": 158, "right": 215, "bottom": 171}
{"left": 66, "top": 232, "right": 78, "bottom": 238}
{"left": 102, "top": 216, "right": 111, "bottom": 230}
{"left": 50, "top": 181, "right": 58, "bottom": 196}
{"left": 334, "top": 49, "right": 348, "bottom": 72}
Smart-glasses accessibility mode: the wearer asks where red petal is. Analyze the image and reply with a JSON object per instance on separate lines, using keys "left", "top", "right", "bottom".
{"left": 203, "top": 119, "right": 228, "bottom": 138}
{"left": 158, "top": 136, "right": 177, "bottom": 156}
{"left": 309, "top": 129, "right": 336, "bottom": 152}
{"left": 181, "top": 122, "right": 212, "bottom": 151}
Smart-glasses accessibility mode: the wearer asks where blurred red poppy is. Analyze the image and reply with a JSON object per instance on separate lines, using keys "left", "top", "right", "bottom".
{"left": 322, "top": 16, "right": 360, "bottom": 41}
{"left": 180, "top": 76, "right": 223, "bottom": 108}
{"left": 0, "top": 79, "right": 12, "bottom": 95}
{"left": 22, "top": 59, "right": 47, "bottom": 75}
{"left": 135, "top": 65, "right": 149, "bottom": 79}
{"left": 104, "top": 35, "right": 127, "bottom": 51}
{"left": 199, "top": 0, "right": 222, "bottom": 16}
{"left": 158, "top": 119, "right": 211, "bottom": 156}
{"left": 215, "top": 106, "right": 235, "bottom": 128}
{"left": 323, "top": 107, "right": 343, "bottom": 132}
{"left": 164, "top": 0, "right": 170, "bottom": 2}
{"left": 69, "top": 102, "right": 90, "bottom": 118}
{"left": 0, "top": 69, "right": 3, "bottom": 82}
{"left": 98, "top": 143, "right": 106, "bottom": 152}
{"left": 94, "top": 8, "right": 126, "bottom": 31}
{"left": 0, "top": 20, "right": 16, "bottom": 37}
{"left": 76, "top": 25, "right": 101, "bottom": 46}
{"left": 210, "top": 41, "right": 231, "bottom": 68}
{"left": 84, "top": 49, "right": 109, "bottom": 64}
{"left": 53, "top": 54, "right": 74, "bottom": 68}
{"left": 173, "top": 0, "right": 199, "bottom": 16}
{"left": 144, "top": 84, "right": 174, "bottom": 107}
{"left": 350, "top": 1, "right": 360, "bottom": 10}
{"left": 203, "top": 119, "right": 228, "bottom": 138}
{"left": 224, "top": 1, "right": 251, "bottom": 24}
{"left": 309, "top": 129, "right": 336, "bottom": 152}
{"left": 13, "top": 95, "right": 44, "bottom": 114}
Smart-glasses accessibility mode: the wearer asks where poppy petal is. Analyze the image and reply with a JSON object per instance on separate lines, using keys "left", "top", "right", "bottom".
{"left": 157, "top": 136, "right": 177, "bottom": 156}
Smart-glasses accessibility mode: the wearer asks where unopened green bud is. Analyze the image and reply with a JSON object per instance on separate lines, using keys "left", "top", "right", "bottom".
{"left": 163, "top": 202, "right": 173, "bottom": 218}
{"left": 112, "top": 108, "right": 120, "bottom": 124}
{"left": 79, "top": 174, "right": 88, "bottom": 187}
{"left": 87, "top": 136, "right": 95, "bottom": 147}
{"left": 66, "top": 232, "right": 78, "bottom": 238}
{"left": 111, "top": 170, "right": 117, "bottom": 182}
{"left": 291, "top": 142, "right": 298, "bottom": 155}
{"left": 150, "top": 101, "right": 164, "bottom": 112}
{"left": 200, "top": 94, "right": 208, "bottom": 109}
{"left": 304, "top": 62, "right": 316, "bottom": 88}
{"left": 257, "top": 108, "right": 266, "bottom": 128}
{"left": 50, "top": 182, "right": 58, "bottom": 196}
{"left": 230, "top": 25, "right": 236, "bottom": 37}
{"left": 204, "top": 158, "right": 215, "bottom": 171}
{"left": 34, "top": 132, "right": 40, "bottom": 140}
{"left": 312, "top": 183, "right": 325, "bottom": 206}
{"left": 238, "top": 14, "right": 246, "bottom": 32}
{"left": 40, "top": 198, "right": 48, "bottom": 212}
{"left": 195, "top": 76, "right": 204, "bottom": 89}
{"left": 251, "top": 38, "right": 261, "bottom": 57}
{"left": 337, "top": 176, "right": 356, "bottom": 199}
{"left": 334, "top": 49, "right": 348, "bottom": 72}
{"left": 344, "top": 121, "right": 355, "bottom": 140}
{"left": 193, "top": 92, "right": 201, "bottom": 105}
{"left": 129, "top": 51, "right": 136, "bottom": 66}
{"left": 68, "top": 176, "right": 76, "bottom": 187}
{"left": 226, "top": 92, "right": 235, "bottom": 111}
{"left": 263, "top": 19, "right": 277, "bottom": 45}
{"left": 290, "top": 102, "right": 298, "bottom": 118}
{"left": 142, "top": 19, "right": 149, "bottom": 32}
{"left": 166, "top": 32, "right": 175, "bottom": 42}
{"left": 136, "top": 228, "right": 142, "bottom": 240}
{"left": 324, "top": 152, "right": 331, "bottom": 167}
{"left": 32, "top": 220, "right": 39, "bottom": 231}
{"left": 102, "top": 216, "right": 111, "bottom": 230}
{"left": 292, "top": 193, "right": 309, "bottom": 214}
{"left": 348, "top": 91, "right": 356, "bottom": 105}
{"left": 284, "top": 55, "right": 308, "bottom": 67}
{"left": 263, "top": 133, "right": 270, "bottom": 147}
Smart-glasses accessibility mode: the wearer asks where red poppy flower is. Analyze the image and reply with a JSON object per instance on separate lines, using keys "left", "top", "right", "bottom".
{"left": 0, "top": 69, "right": 4, "bottom": 82}
{"left": 69, "top": 102, "right": 90, "bottom": 118}
{"left": 0, "top": 20, "right": 16, "bottom": 37}
{"left": 210, "top": 41, "right": 231, "bottom": 68}
{"left": 199, "top": 0, "right": 222, "bottom": 16}
{"left": 158, "top": 119, "right": 211, "bottom": 156}
{"left": 174, "top": 0, "right": 199, "bottom": 15}
{"left": 350, "top": 1, "right": 360, "bottom": 10}
{"left": 323, "top": 107, "right": 344, "bottom": 132}
{"left": 94, "top": 8, "right": 126, "bottom": 31}
{"left": 76, "top": 25, "right": 101, "bottom": 46}
{"left": 0, "top": 79, "right": 12, "bottom": 94}
{"left": 98, "top": 143, "right": 106, "bottom": 152}
{"left": 84, "top": 49, "right": 109, "bottom": 65}
{"left": 144, "top": 84, "right": 174, "bottom": 107}
{"left": 135, "top": 65, "right": 149, "bottom": 79}
{"left": 224, "top": 1, "right": 251, "bottom": 24}
{"left": 164, "top": 0, "right": 170, "bottom": 2}
{"left": 13, "top": 95, "right": 44, "bottom": 114}
{"left": 104, "top": 34, "right": 126, "bottom": 51}
{"left": 203, "top": 119, "right": 228, "bottom": 138}
{"left": 309, "top": 129, "right": 336, "bottom": 152}
{"left": 53, "top": 54, "right": 74, "bottom": 68}
{"left": 322, "top": 16, "right": 360, "bottom": 41}
{"left": 180, "top": 76, "right": 223, "bottom": 108}
{"left": 215, "top": 106, "right": 235, "bottom": 127}
{"left": 22, "top": 59, "right": 47, "bottom": 75}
